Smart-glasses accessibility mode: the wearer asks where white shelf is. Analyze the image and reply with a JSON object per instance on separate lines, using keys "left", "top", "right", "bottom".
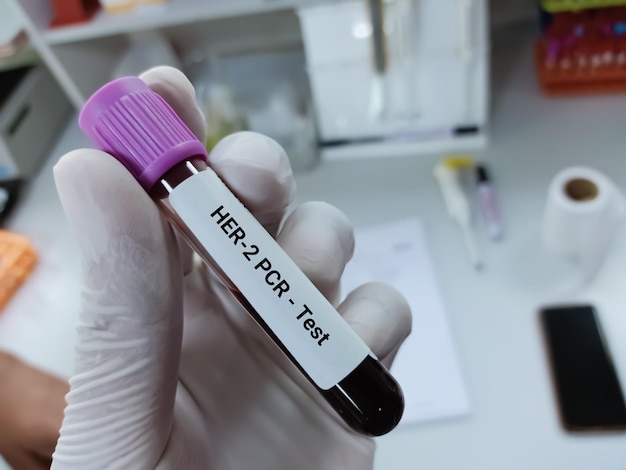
{"left": 9, "top": 0, "right": 326, "bottom": 109}
{"left": 43, "top": 0, "right": 322, "bottom": 45}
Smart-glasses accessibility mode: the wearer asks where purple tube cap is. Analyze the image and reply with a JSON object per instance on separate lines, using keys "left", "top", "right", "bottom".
{"left": 79, "top": 76, "right": 208, "bottom": 191}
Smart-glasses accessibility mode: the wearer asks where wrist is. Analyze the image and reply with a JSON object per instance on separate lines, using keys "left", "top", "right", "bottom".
{"left": 0, "top": 351, "right": 17, "bottom": 380}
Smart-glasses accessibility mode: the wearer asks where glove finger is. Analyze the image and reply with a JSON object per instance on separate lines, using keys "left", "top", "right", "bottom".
{"left": 209, "top": 131, "right": 296, "bottom": 236}
{"left": 276, "top": 203, "right": 412, "bottom": 366}
{"left": 139, "top": 66, "right": 207, "bottom": 275}
{"left": 193, "top": 131, "right": 296, "bottom": 292}
{"left": 338, "top": 282, "right": 412, "bottom": 368}
{"left": 52, "top": 149, "right": 183, "bottom": 468}
{"left": 276, "top": 201, "right": 354, "bottom": 305}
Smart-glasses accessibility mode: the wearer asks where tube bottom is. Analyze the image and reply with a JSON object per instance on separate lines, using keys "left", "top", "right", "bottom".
{"left": 322, "top": 355, "right": 404, "bottom": 436}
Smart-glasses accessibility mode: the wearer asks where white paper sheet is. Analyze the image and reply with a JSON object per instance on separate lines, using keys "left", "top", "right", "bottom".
{"left": 342, "top": 218, "right": 471, "bottom": 425}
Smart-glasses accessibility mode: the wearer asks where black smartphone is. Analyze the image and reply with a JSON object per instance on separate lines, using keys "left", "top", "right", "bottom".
{"left": 540, "top": 304, "right": 626, "bottom": 432}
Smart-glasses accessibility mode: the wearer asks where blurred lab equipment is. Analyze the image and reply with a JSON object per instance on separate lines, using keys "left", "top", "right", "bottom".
{"left": 244, "top": 85, "right": 318, "bottom": 171}
{"left": 0, "top": 64, "right": 71, "bottom": 222}
{"left": 542, "top": 166, "right": 625, "bottom": 284}
{"left": 201, "top": 83, "right": 245, "bottom": 151}
{"left": 434, "top": 156, "right": 482, "bottom": 270}
{"left": 542, "top": 0, "right": 626, "bottom": 13}
{"left": 113, "top": 30, "right": 181, "bottom": 78}
{"left": 186, "top": 48, "right": 319, "bottom": 171}
{"left": 298, "top": 0, "right": 489, "bottom": 159}
{"left": 50, "top": 0, "right": 99, "bottom": 27}
{"left": 476, "top": 164, "right": 504, "bottom": 241}
{"left": 0, "top": 29, "right": 28, "bottom": 60}
{"left": 536, "top": 3, "right": 626, "bottom": 95}
{"left": 0, "top": 1, "right": 28, "bottom": 58}
{"left": 365, "top": 0, "right": 388, "bottom": 119}
{"left": 0, "top": 66, "right": 72, "bottom": 180}
{"left": 100, "top": 0, "right": 167, "bottom": 14}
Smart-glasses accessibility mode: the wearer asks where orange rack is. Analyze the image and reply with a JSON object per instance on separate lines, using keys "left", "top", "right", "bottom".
{"left": 535, "top": 40, "right": 626, "bottom": 95}
{"left": 0, "top": 230, "right": 37, "bottom": 311}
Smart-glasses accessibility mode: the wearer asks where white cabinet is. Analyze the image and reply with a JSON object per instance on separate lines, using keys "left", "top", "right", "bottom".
{"left": 299, "top": 0, "right": 489, "bottom": 152}
{"left": 309, "top": 52, "right": 488, "bottom": 140}
{"left": 300, "top": 0, "right": 488, "bottom": 66}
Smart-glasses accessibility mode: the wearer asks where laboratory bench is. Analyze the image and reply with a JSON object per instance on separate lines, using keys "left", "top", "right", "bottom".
{"left": 2, "top": 27, "right": 626, "bottom": 470}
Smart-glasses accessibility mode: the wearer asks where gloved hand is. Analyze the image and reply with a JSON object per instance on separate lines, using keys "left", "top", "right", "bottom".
{"left": 52, "top": 67, "right": 411, "bottom": 470}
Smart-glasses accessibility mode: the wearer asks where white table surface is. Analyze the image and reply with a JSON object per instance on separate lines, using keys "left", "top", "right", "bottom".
{"left": 2, "top": 27, "right": 626, "bottom": 469}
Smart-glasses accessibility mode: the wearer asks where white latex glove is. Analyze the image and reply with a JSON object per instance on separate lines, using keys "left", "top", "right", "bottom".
{"left": 52, "top": 67, "right": 411, "bottom": 470}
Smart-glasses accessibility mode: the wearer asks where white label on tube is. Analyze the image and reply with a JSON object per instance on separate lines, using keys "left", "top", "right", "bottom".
{"left": 169, "top": 169, "right": 371, "bottom": 390}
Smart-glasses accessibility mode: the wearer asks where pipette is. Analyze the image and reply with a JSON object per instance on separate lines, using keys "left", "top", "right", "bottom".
{"left": 434, "top": 157, "right": 482, "bottom": 270}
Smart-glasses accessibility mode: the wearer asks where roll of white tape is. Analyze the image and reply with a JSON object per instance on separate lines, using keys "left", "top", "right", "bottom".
{"left": 543, "top": 166, "right": 624, "bottom": 281}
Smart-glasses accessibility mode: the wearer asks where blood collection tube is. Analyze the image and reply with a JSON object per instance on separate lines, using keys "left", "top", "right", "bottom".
{"left": 78, "top": 77, "right": 404, "bottom": 436}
